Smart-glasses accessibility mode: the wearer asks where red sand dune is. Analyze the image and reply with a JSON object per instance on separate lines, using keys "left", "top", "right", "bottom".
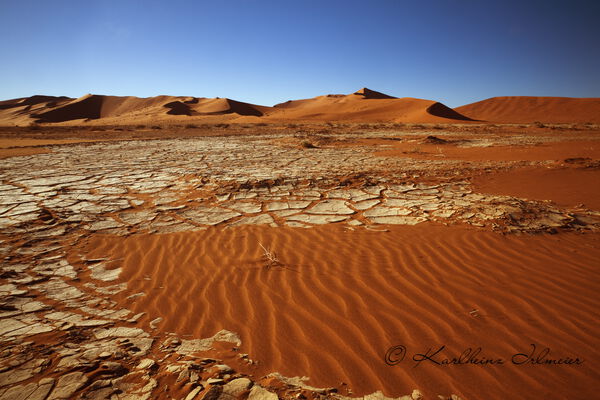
{"left": 26, "top": 94, "right": 268, "bottom": 123}
{"left": 0, "top": 88, "right": 473, "bottom": 125}
{"left": 0, "top": 95, "right": 72, "bottom": 110}
{"left": 31, "top": 94, "right": 175, "bottom": 122}
{"left": 267, "top": 88, "right": 473, "bottom": 123}
{"left": 455, "top": 96, "right": 600, "bottom": 124}
{"left": 1, "top": 90, "right": 599, "bottom": 125}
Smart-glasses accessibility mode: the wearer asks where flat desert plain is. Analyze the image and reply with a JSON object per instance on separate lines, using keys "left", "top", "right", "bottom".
{"left": 0, "top": 92, "right": 599, "bottom": 400}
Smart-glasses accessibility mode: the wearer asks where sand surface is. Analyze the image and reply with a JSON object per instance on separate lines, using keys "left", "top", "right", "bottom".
{"left": 78, "top": 224, "right": 600, "bottom": 400}
{"left": 473, "top": 167, "right": 600, "bottom": 210}
{"left": 455, "top": 96, "right": 600, "bottom": 123}
{"left": 1, "top": 122, "right": 599, "bottom": 400}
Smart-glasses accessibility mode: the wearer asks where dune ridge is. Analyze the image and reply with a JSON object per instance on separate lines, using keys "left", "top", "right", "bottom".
{"left": 2, "top": 90, "right": 598, "bottom": 125}
{"left": 456, "top": 96, "right": 600, "bottom": 123}
{"left": 79, "top": 224, "right": 600, "bottom": 400}
{"left": 0, "top": 88, "right": 474, "bottom": 125}
{"left": 270, "top": 88, "right": 473, "bottom": 123}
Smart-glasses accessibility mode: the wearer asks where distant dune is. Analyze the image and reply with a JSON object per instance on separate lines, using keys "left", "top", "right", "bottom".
{"left": 0, "top": 90, "right": 598, "bottom": 125}
{"left": 268, "top": 88, "right": 473, "bottom": 123}
{"left": 28, "top": 94, "right": 268, "bottom": 123}
{"left": 456, "top": 96, "right": 600, "bottom": 123}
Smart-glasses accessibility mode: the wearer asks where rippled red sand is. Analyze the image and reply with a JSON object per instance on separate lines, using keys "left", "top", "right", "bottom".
{"left": 76, "top": 223, "right": 600, "bottom": 400}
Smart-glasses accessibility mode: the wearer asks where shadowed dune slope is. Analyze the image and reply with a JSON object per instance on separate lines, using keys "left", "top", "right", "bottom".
{"left": 0, "top": 95, "right": 72, "bottom": 110}
{"left": 456, "top": 96, "right": 600, "bottom": 123}
{"left": 32, "top": 94, "right": 177, "bottom": 122}
{"left": 163, "top": 98, "right": 266, "bottom": 116}
{"left": 354, "top": 87, "right": 397, "bottom": 99}
{"left": 191, "top": 98, "right": 266, "bottom": 116}
{"left": 80, "top": 224, "right": 600, "bottom": 400}
{"left": 30, "top": 94, "right": 267, "bottom": 122}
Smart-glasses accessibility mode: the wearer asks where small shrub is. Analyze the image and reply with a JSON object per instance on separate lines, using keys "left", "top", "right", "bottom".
{"left": 259, "top": 242, "right": 280, "bottom": 268}
{"left": 301, "top": 140, "right": 317, "bottom": 149}
{"left": 151, "top": 125, "right": 162, "bottom": 130}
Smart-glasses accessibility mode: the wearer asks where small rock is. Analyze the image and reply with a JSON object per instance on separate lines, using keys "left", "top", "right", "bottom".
{"left": 149, "top": 317, "right": 163, "bottom": 329}
{"left": 99, "top": 361, "right": 128, "bottom": 377}
{"left": 184, "top": 386, "right": 203, "bottom": 400}
{"left": 213, "top": 364, "right": 233, "bottom": 374}
{"left": 248, "top": 385, "right": 278, "bottom": 400}
{"left": 412, "top": 389, "right": 424, "bottom": 400}
{"left": 136, "top": 358, "right": 156, "bottom": 370}
{"left": 223, "top": 378, "right": 252, "bottom": 396}
{"left": 47, "top": 371, "right": 88, "bottom": 400}
{"left": 199, "top": 385, "right": 222, "bottom": 400}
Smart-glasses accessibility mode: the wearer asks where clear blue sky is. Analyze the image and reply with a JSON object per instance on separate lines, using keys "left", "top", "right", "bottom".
{"left": 1, "top": 0, "right": 598, "bottom": 107}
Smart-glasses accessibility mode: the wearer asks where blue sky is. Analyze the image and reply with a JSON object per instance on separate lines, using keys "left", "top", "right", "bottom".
{"left": 1, "top": 0, "right": 598, "bottom": 107}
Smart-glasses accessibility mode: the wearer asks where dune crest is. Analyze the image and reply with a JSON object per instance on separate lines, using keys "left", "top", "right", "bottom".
{"left": 353, "top": 87, "right": 397, "bottom": 99}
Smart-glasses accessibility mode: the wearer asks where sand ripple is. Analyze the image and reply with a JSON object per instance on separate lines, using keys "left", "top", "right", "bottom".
{"left": 80, "top": 224, "right": 600, "bottom": 399}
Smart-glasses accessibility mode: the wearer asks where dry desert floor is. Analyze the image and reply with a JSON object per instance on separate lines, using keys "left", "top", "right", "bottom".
{"left": 0, "top": 123, "right": 599, "bottom": 400}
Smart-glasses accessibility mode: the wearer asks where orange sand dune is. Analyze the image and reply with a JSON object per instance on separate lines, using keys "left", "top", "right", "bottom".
{"left": 456, "top": 96, "right": 600, "bottom": 123}
{"left": 79, "top": 224, "right": 600, "bottom": 400}
{"left": 0, "top": 95, "right": 74, "bottom": 125}
{"left": 0, "top": 88, "right": 473, "bottom": 125}
{"left": 33, "top": 94, "right": 187, "bottom": 122}
{"left": 3, "top": 91, "right": 599, "bottom": 125}
{"left": 22, "top": 94, "right": 268, "bottom": 123}
{"left": 0, "top": 95, "right": 72, "bottom": 109}
{"left": 190, "top": 98, "right": 267, "bottom": 116}
{"left": 267, "top": 88, "right": 473, "bottom": 123}
{"left": 163, "top": 98, "right": 267, "bottom": 116}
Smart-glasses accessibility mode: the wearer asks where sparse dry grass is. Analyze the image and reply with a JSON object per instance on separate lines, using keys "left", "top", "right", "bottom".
{"left": 259, "top": 242, "right": 280, "bottom": 268}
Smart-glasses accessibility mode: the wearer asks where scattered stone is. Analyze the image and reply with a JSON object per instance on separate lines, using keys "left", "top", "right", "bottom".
{"left": 88, "top": 263, "right": 122, "bottom": 282}
{"left": 94, "top": 327, "right": 149, "bottom": 339}
{"left": 176, "top": 330, "right": 241, "bottom": 355}
{"left": 149, "top": 317, "right": 163, "bottom": 329}
{"left": 136, "top": 359, "right": 156, "bottom": 370}
{"left": 47, "top": 371, "right": 87, "bottom": 400}
{"left": 223, "top": 378, "right": 253, "bottom": 396}
{"left": 248, "top": 385, "right": 278, "bottom": 400}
